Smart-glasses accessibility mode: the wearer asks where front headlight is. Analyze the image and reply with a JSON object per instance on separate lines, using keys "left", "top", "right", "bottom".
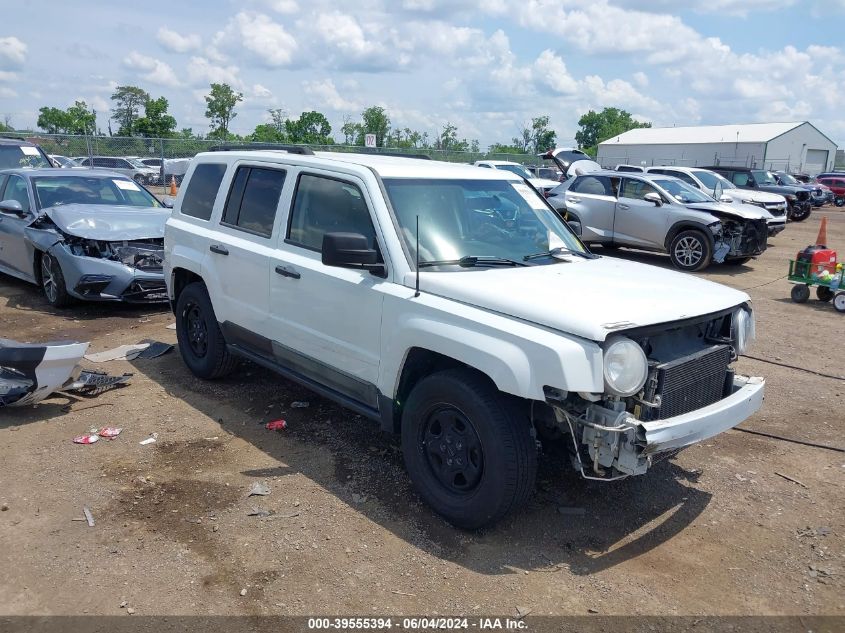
{"left": 603, "top": 337, "right": 648, "bottom": 397}
{"left": 732, "top": 307, "right": 756, "bottom": 355}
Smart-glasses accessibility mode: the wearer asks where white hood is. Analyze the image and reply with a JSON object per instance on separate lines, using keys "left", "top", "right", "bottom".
{"left": 407, "top": 257, "right": 748, "bottom": 341}
{"left": 529, "top": 177, "right": 561, "bottom": 190}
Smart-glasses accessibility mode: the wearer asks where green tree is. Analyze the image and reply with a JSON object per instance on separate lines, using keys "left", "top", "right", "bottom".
{"left": 135, "top": 96, "right": 177, "bottom": 138}
{"left": 37, "top": 107, "right": 70, "bottom": 134}
{"left": 357, "top": 106, "right": 390, "bottom": 146}
{"left": 247, "top": 123, "right": 285, "bottom": 143}
{"left": 204, "top": 83, "right": 243, "bottom": 139}
{"left": 575, "top": 107, "right": 651, "bottom": 155}
{"left": 341, "top": 115, "right": 362, "bottom": 145}
{"left": 488, "top": 143, "right": 526, "bottom": 154}
{"left": 285, "top": 111, "right": 333, "bottom": 144}
{"left": 531, "top": 115, "right": 556, "bottom": 154}
{"left": 0, "top": 116, "right": 11, "bottom": 132}
{"left": 111, "top": 85, "right": 150, "bottom": 136}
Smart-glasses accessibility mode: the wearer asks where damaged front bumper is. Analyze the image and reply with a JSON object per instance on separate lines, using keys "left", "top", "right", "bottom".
{"left": 557, "top": 375, "right": 765, "bottom": 478}
{"left": 0, "top": 338, "right": 89, "bottom": 407}
{"left": 51, "top": 243, "right": 167, "bottom": 303}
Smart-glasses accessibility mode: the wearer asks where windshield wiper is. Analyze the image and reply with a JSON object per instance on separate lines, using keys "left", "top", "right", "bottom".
{"left": 418, "top": 255, "right": 528, "bottom": 269}
{"left": 523, "top": 246, "right": 597, "bottom": 261}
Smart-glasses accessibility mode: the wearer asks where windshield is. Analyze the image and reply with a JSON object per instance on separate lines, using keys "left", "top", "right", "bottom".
{"left": 653, "top": 179, "right": 714, "bottom": 203}
{"left": 32, "top": 175, "right": 162, "bottom": 209}
{"left": 777, "top": 172, "right": 799, "bottom": 185}
{"left": 752, "top": 170, "right": 778, "bottom": 185}
{"left": 383, "top": 178, "right": 586, "bottom": 269}
{"left": 126, "top": 158, "right": 147, "bottom": 168}
{"left": 695, "top": 170, "right": 735, "bottom": 192}
{"left": 0, "top": 145, "right": 51, "bottom": 169}
{"left": 496, "top": 164, "right": 534, "bottom": 180}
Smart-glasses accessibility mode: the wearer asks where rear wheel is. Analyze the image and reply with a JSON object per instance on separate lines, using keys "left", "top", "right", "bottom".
{"left": 39, "top": 252, "right": 72, "bottom": 308}
{"left": 175, "top": 282, "right": 237, "bottom": 379}
{"left": 791, "top": 284, "right": 810, "bottom": 303}
{"left": 817, "top": 286, "right": 834, "bottom": 302}
{"left": 833, "top": 292, "right": 845, "bottom": 313}
{"left": 401, "top": 368, "right": 537, "bottom": 529}
{"left": 669, "top": 230, "right": 712, "bottom": 272}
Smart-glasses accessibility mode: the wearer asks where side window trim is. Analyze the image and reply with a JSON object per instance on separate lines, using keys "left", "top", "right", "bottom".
{"left": 284, "top": 171, "right": 378, "bottom": 256}
{"left": 219, "top": 164, "right": 287, "bottom": 239}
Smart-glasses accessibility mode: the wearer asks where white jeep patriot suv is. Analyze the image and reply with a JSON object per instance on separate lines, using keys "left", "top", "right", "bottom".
{"left": 164, "top": 148, "right": 764, "bottom": 529}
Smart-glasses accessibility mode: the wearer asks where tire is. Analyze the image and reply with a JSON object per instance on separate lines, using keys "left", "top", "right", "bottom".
{"left": 400, "top": 368, "right": 537, "bottom": 530}
{"left": 669, "top": 229, "right": 712, "bottom": 272}
{"left": 724, "top": 257, "right": 752, "bottom": 266}
{"left": 791, "top": 284, "right": 810, "bottom": 303}
{"left": 175, "top": 281, "right": 237, "bottom": 379}
{"left": 133, "top": 173, "right": 145, "bottom": 184}
{"left": 39, "top": 252, "right": 73, "bottom": 308}
{"left": 834, "top": 292, "right": 845, "bottom": 313}
{"left": 789, "top": 203, "right": 811, "bottom": 222}
{"left": 817, "top": 286, "right": 834, "bottom": 302}
{"left": 835, "top": 196, "right": 845, "bottom": 208}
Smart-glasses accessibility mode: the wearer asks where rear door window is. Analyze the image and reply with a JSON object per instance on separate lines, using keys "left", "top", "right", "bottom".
{"left": 570, "top": 175, "right": 613, "bottom": 196}
{"left": 731, "top": 172, "right": 750, "bottom": 186}
{"left": 221, "top": 166, "right": 286, "bottom": 238}
{"left": 180, "top": 163, "right": 227, "bottom": 221}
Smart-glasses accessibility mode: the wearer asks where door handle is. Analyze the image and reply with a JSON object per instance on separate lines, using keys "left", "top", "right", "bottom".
{"left": 567, "top": 197, "right": 580, "bottom": 203}
{"left": 618, "top": 204, "right": 630, "bottom": 210}
{"left": 209, "top": 244, "right": 229, "bottom": 255}
{"left": 275, "top": 264, "right": 301, "bottom": 279}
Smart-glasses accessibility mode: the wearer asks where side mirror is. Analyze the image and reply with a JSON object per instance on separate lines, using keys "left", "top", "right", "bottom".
{"left": 160, "top": 196, "right": 174, "bottom": 208}
{"left": 719, "top": 195, "right": 734, "bottom": 203}
{"left": 322, "top": 232, "right": 385, "bottom": 276}
{"left": 567, "top": 220, "right": 582, "bottom": 236}
{"left": 643, "top": 192, "right": 663, "bottom": 206}
{"left": 0, "top": 199, "right": 25, "bottom": 216}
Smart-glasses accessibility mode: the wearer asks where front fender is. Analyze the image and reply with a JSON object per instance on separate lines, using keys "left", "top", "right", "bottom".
{"left": 378, "top": 288, "right": 604, "bottom": 401}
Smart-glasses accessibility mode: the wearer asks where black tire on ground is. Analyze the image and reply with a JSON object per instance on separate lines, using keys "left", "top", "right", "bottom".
{"left": 175, "top": 281, "right": 237, "bottom": 379}
{"left": 789, "top": 204, "right": 811, "bottom": 222}
{"left": 833, "top": 292, "right": 845, "bottom": 314}
{"left": 835, "top": 196, "right": 845, "bottom": 208}
{"left": 817, "top": 286, "right": 834, "bottom": 302}
{"left": 669, "top": 229, "right": 712, "bottom": 272}
{"left": 724, "top": 257, "right": 752, "bottom": 266}
{"left": 400, "top": 368, "right": 537, "bottom": 530}
{"left": 39, "top": 252, "right": 73, "bottom": 308}
{"left": 791, "top": 284, "right": 810, "bottom": 303}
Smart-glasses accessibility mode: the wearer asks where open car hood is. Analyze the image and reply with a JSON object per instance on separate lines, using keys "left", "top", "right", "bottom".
{"left": 39, "top": 205, "right": 170, "bottom": 241}
{"left": 405, "top": 257, "right": 748, "bottom": 342}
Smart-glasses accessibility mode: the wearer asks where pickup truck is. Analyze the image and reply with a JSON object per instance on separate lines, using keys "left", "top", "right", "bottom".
{"left": 164, "top": 149, "right": 764, "bottom": 528}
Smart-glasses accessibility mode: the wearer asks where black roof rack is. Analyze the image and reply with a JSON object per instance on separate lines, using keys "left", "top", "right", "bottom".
{"left": 365, "top": 151, "right": 431, "bottom": 160}
{"left": 208, "top": 143, "right": 314, "bottom": 155}
{"left": 0, "top": 134, "right": 30, "bottom": 141}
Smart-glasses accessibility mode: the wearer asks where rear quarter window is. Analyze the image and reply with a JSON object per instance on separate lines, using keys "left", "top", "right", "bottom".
{"left": 180, "top": 163, "right": 227, "bottom": 221}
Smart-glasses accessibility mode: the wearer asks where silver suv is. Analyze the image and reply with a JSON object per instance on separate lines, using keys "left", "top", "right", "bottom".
{"left": 645, "top": 166, "right": 787, "bottom": 237}
{"left": 553, "top": 171, "right": 769, "bottom": 271}
{"left": 78, "top": 156, "right": 159, "bottom": 184}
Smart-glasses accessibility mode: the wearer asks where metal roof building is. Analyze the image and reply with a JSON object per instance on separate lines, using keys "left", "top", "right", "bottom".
{"left": 597, "top": 121, "right": 838, "bottom": 176}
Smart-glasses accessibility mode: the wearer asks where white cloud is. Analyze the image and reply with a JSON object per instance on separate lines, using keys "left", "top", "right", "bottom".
{"left": 0, "top": 70, "right": 17, "bottom": 82}
{"left": 262, "top": 0, "right": 298, "bottom": 13}
{"left": 302, "top": 78, "right": 362, "bottom": 111}
{"left": 0, "top": 36, "right": 27, "bottom": 69}
{"left": 157, "top": 27, "right": 202, "bottom": 53}
{"left": 122, "top": 52, "right": 180, "bottom": 87}
{"left": 227, "top": 12, "right": 298, "bottom": 67}
{"left": 251, "top": 84, "right": 273, "bottom": 99}
{"left": 186, "top": 56, "right": 242, "bottom": 88}
{"left": 0, "top": 86, "right": 18, "bottom": 98}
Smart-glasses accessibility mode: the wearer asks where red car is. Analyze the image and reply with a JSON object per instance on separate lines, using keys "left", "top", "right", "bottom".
{"left": 817, "top": 176, "right": 845, "bottom": 206}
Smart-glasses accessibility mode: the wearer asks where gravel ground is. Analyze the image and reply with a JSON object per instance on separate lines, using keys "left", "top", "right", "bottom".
{"left": 0, "top": 209, "right": 842, "bottom": 618}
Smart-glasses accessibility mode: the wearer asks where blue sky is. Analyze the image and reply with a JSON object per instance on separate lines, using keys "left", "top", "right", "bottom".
{"left": 2, "top": 0, "right": 844, "bottom": 148}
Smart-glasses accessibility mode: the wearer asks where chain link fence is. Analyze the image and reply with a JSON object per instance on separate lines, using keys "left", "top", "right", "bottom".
{"left": 2, "top": 131, "right": 539, "bottom": 169}
{"left": 598, "top": 153, "right": 803, "bottom": 172}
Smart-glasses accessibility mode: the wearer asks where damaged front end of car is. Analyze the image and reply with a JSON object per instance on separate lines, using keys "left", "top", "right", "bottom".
{"left": 25, "top": 207, "right": 168, "bottom": 303}
{"left": 704, "top": 213, "right": 768, "bottom": 264}
{"left": 537, "top": 308, "right": 765, "bottom": 480}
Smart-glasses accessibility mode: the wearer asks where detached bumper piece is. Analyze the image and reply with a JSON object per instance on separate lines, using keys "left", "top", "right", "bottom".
{"left": 0, "top": 338, "right": 89, "bottom": 407}
{"left": 65, "top": 370, "right": 132, "bottom": 397}
{"left": 121, "top": 279, "right": 169, "bottom": 303}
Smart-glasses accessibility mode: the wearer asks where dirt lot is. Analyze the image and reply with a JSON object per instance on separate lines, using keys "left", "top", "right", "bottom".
{"left": 0, "top": 210, "right": 843, "bottom": 618}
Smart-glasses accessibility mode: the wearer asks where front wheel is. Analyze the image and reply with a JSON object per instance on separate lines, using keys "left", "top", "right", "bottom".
{"left": 401, "top": 368, "right": 537, "bottom": 529}
{"left": 669, "top": 230, "right": 712, "bottom": 272}
{"left": 834, "top": 292, "right": 845, "bottom": 313}
{"left": 175, "top": 282, "right": 237, "bottom": 379}
{"left": 40, "top": 252, "right": 73, "bottom": 308}
{"left": 834, "top": 196, "right": 845, "bottom": 208}
{"left": 789, "top": 204, "right": 811, "bottom": 222}
{"left": 817, "top": 286, "right": 834, "bottom": 302}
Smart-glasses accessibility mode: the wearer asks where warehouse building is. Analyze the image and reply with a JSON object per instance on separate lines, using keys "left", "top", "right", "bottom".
{"left": 597, "top": 121, "right": 838, "bottom": 176}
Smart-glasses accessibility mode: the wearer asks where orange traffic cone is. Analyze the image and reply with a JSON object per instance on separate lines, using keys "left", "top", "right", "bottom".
{"left": 169, "top": 176, "right": 177, "bottom": 196}
{"left": 816, "top": 216, "right": 828, "bottom": 247}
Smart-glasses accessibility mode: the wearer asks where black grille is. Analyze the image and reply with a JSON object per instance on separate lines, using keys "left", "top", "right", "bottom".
{"left": 648, "top": 345, "right": 730, "bottom": 420}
